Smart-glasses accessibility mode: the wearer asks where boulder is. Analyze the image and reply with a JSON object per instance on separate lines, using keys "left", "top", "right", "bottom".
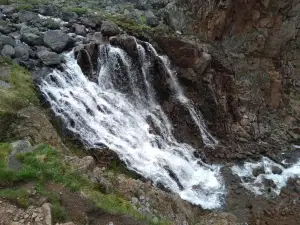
{"left": 2, "top": 6, "right": 16, "bottom": 15}
{"left": 37, "top": 50, "right": 61, "bottom": 66}
{"left": 100, "top": 21, "right": 121, "bottom": 37}
{"left": 20, "top": 25, "right": 40, "bottom": 36}
{"left": 145, "top": 10, "right": 159, "bottom": 27}
{"left": 0, "top": 34, "right": 16, "bottom": 47}
{"left": 1, "top": 45, "right": 15, "bottom": 57}
{"left": 73, "top": 23, "right": 86, "bottom": 36}
{"left": 43, "top": 30, "right": 74, "bottom": 53}
{"left": 109, "top": 35, "right": 138, "bottom": 59}
{"left": 0, "top": 80, "right": 11, "bottom": 89}
{"left": 7, "top": 140, "right": 33, "bottom": 170}
{"left": 21, "top": 33, "right": 43, "bottom": 46}
{"left": 14, "top": 44, "right": 29, "bottom": 60}
{"left": 18, "top": 10, "right": 39, "bottom": 23}
{"left": 76, "top": 48, "right": 93, "bottom": 78}
{"left": 60, "top": 10, "right": 78, "bottom": 21}
{"left": 271, "top": 166, "right": 283, "bottom": 175}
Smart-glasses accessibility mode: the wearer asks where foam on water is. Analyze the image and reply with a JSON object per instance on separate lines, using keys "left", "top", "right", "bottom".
{"left": 39, "top": 44, "right": 225, "bottom": 209}
{"left": 232, "top": 156, "right": 300, "bottom": 195}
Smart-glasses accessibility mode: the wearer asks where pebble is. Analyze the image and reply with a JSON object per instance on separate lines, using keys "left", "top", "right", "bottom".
{"left": 32, "top": 212, "right": 38, "bottom": 218}
{"left": 7, "top": 209, "right": 14, "bottom": 214}
{"left": 131, "top": 197, "right": 139, "bottom": 205}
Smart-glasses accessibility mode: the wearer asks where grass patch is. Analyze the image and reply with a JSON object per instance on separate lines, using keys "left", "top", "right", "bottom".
{"left": 0, "top": 144, "right": 169, "bottom": 224}
{"left": 0, "top": 188, "right": 30, "bottom": 208}
{"left": 108, "top": 160, "right": 139, "bottom": 180}
{"left": 16, "top": 4, "right": 34, "bottom": 11}
{"left": 0, "top": 0, "right": 10, "bottom": 5}
{"left": 69, "top": 7, "right": 88, "bottom": 16}
{"left": 0, "top": 57, "right": 38, "bottom": 116}
{"left": 0, "top": 142, "right": 11, "bottom": 168}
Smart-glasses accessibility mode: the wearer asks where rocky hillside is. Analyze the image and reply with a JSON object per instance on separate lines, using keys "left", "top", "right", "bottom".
{"left": 1, "top": 0, "right": 300, "bottom": 224}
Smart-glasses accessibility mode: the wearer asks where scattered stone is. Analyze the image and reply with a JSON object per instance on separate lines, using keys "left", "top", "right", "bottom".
{"left": 131, "top": 197, "right": 139, "bottom": 205}
{"left": 1, "top": 44, "right": 15, "bottom": 57}
{"left": 37, "top": 50, "right": 61, "bottom": 66}
{"left": 0, "top": 34, "right": 16, "bottom": 47}
{"left": 100, "top": 21, "right": 121, "bottom": 37}
{"left": 7, "top": 140, "right": 33, "bottom": 170}
{"left": 145, "top": 10, "right": 159, "bottom": 27}
{"left": 2, "top": 6, "right": 16, "bottom": 15}
{"left": 0, "top": 80, "right": 11, "bottom": 89}
{"left": 14, "top": 44, "right": 29, "bottom": 60}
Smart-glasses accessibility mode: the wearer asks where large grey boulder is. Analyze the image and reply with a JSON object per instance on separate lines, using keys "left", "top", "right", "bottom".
{"left": 43, "top": 30, "right": 74, "bottom": 53}
{"left": 73, "top": 23, "right": 86, "bottom": 36}
{"left": 37, "top": 50, "right": 61, "bottom": 66}
{"left": 21, "top": 33, "right": 43, "bottom": 46}
{"left": 14, "top": 44, "right": 29, "bottom": 60}
{"left": 20, "top": 25, "right": 40, "bottom": 36}
{"left": 1, "top": 45, "right": 15, "bottom": 57}
{"left": 0, "top": 34, "right": 16, "bottom": 47}
{"left": 18, "top": 10, "right": 39, "bottom": 23}
{"left": 145, "top": 10, "right": 159, "bottom": 27}
{"left": 2, "top": 6, "right": 16, "bottom": 15}
{"left": 100, "top": 21, "right": 121, "bottom": 37}
{"left": 7, "top": 140, "right": 33, "bottom": 170}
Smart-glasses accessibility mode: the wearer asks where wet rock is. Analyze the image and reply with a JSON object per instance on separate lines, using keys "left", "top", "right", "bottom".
{"left": 100, "top": 21, "right": 121, "bottom": 38}
{"left": 109, "top": 35, "right": 138, "bottom": 59}
{"left": 37, "top": 50, "right": 61, "bottom": 66}
{"left": 7, "top": 140, "right": 33, "bottom": 170}
{"left": 43, "top": 30, "right": 74, "bottom": 53}
{"left": 21, "top": 33, "right": 43, "bottom": 46}
{"left": 0, "top": 34, "right": 16, "bottom": 47}
{"left": 1, "top": 44, "right": 15, "bottom": 57}
{"left": 145, "top": 10, "right": 159, "bottom": 27}
{"left": 14, "top": 44, "right": 29, "bottom": 60}
{"left": 271, "top": 166, "right": 282, "bottom": 175}
{"left": 73, "top": 23, "right": 86, "bottom": 36}
{"left": 252, "top": 167, "right": 264, "bottom": 177}
{"left": 76, "top": 48, "right": 93, "bottom": 78}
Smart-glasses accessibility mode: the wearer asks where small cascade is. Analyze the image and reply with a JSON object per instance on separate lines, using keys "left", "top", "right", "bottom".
{"left": 40, "top": 42, "right": 225, "bottom": 209}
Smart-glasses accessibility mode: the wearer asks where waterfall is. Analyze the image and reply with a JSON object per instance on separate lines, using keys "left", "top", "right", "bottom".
{"left": 40, "top": 43, "right": 225, "bottom": 209}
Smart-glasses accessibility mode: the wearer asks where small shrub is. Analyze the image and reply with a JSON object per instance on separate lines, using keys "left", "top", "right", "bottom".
{"left": 70, "top": 7, "right": 88, "bottom": 16}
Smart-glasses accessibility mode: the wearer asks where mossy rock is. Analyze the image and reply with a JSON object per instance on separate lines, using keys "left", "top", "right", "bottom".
{"left": 0, "top": 57, "right": 38, "bottom": 140}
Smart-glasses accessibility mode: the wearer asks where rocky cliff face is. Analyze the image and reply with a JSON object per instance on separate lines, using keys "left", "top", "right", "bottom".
{"left": 155, "top": 0, "right": 300, "bottom": 159}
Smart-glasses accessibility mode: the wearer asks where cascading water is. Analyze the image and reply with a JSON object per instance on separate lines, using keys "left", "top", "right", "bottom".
{"left": 40, "top": 42, "right": 225, "bottom": 209}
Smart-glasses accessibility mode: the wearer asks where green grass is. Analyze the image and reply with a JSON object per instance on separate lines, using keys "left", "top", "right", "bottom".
{"left": 16, "top": 4, "right": 34, "bottom": 10}
{"left": 0, "top": 142, "right": 11, "bottom": 168}
{"left": 0, "top": 188, "right": 30, "bottom": 207}
{"left": 0, "top": 58, "right": 38, "bottom": 117}
{"left": 0, "top": 144, "right": 170, "bottom": 225}
{"left": 69, "top": 7, "right": 88, "bottom": 16}
{"left": 0, "top": 0, "right": 10, "bottom": 5}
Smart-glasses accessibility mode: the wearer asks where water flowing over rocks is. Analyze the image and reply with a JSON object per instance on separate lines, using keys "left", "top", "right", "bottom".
{"left": 2, "top": 1, "right": 300, "bottom": 224}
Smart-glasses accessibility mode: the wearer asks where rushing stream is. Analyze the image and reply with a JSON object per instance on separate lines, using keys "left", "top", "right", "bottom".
{"left": 40, "top": 42, "right": 224, "bottom": 209}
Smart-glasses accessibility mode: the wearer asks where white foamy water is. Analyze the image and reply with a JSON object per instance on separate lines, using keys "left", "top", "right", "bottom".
{"left": 232, "top": 156, "right": 300, "bottom": 195}
{"left": 39, "top": 43, "right": 225, "bottom": 209}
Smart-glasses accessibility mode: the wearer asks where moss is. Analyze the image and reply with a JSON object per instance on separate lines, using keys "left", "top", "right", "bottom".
{"left": 0, "top": 58, "right": 38, "bottom": 117}
{"left": 0, "top": 142, "right": 11, "bottom": 168}
{"left": 16, "top": 4, "right": 34, "bottom": 10}
{"left": 0, "top": 0, "right": 10, "bottom": 4}
{"left": 0, "top": 188, "right": 30, "bottom": 208}
{"left": 108, "top": 160, "right": 139, "bottom": 180}
{"left": 69, "top": 7, "right": 88, "bottom": 16}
